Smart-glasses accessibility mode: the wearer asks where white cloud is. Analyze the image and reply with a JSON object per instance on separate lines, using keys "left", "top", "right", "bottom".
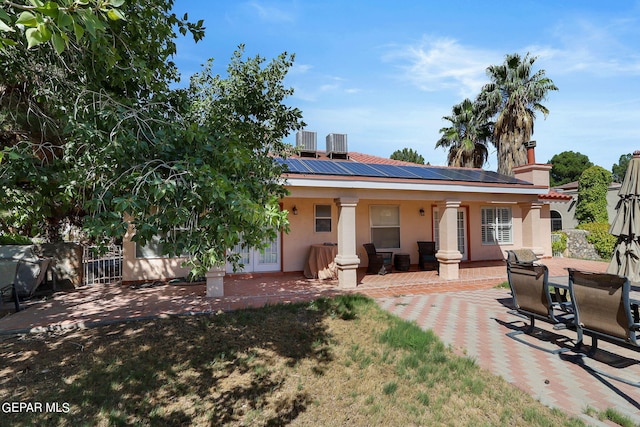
{"left": 528, "top": 17, "right": 640, "bottom": 78}
{"left": 245, "top": 1, "right": 296, "bottom": 22}
{"left": 290, "top": 74, "right": 361, "bottom": 102}
{"left": 383, "top": 37, "right": 502, "bottom": 98}
{"left": 290, "top": 63, "right": 313, "bottom": 74}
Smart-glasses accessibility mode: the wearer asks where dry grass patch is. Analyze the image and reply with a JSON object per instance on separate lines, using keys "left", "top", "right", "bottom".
{"left": 0, "top": 295, "right": 587, "bottom": 426}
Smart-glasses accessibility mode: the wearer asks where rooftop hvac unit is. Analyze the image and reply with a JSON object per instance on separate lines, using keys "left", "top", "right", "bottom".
{"left": 296, "top": 130, "right": 317, "bottom": 157}
{"left": 326, "top": 133, "right": 348, "bottom": 159}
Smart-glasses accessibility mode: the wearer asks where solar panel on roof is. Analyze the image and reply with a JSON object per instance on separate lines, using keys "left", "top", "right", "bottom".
{"left": 461, "top": 169, "right": 524, "bottom": 184}
{"left": 275, "top": 157, "right": 531, "bottom": 185}
{"left": 437, "top": 168, "right": 472, "bottom": 182}
{"left": 339, "top": 162, "right": 388, "bottom": 177}
{"left": 279, "top": 158, "right": 312, "bottom": 173}
{"left": 369, "top": 164, "right": 422, "bottom": 178}
{"left": 302, "top": 159, "right": 354, "bottom": 175}
{"left": 448, "top": 169, "right": 482, "bottom": 182}
{"left": 401, "top": 166, "right": 450, "bottom": 180}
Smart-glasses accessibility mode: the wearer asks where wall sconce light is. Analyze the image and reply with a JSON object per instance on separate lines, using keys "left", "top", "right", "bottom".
{"left": 419, "top": 208, "right": 425, "bottom": 216}
{"left": 292, "top": 205, "right": 298, "bottom": 215}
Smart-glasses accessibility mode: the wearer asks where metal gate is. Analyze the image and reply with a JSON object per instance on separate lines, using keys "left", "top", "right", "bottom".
{"left": 551, "top": 233, "right": 562, "bottom": 257}
{"left": 83, "top": 245, "right": 123, "bottom": 285}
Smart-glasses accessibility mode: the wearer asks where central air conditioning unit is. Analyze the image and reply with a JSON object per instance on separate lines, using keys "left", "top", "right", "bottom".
{"left": 326, "top": 133, "right": 348, "bottom": 159}
{"left": 296, "top": 130, "right": 317, "bottom": 157}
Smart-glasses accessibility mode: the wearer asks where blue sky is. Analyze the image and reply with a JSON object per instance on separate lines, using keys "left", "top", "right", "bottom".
{"left": 172, "top": 1, "right": 640, "bottom": 172}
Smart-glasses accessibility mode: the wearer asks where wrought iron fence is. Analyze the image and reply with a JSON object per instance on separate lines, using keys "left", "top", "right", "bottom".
{"left": 82, "top": 245, "right": 123, "bottom": 286}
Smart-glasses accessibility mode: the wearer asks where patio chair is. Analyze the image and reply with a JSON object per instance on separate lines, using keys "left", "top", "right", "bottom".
{"left": 417, "top": 241, "right": 439, "bottom": 272}
{"left": 567, "top": 268, "right": 640, "bottom": 387}
{"left": 568, "top": 268, "right": 640, "bottom": 352}
{"left": 505, "top": 249, "right": 539, "bottom": 264}
{"left": 363, "top": 243, "right": 392, "bottom": 275}
{"left": 505, "top": 249, "right": 567, "bottom": 304}
{"left": 0, "top": 257, "right": 53, "bottom": 312}
{"left": 505, "top": 262, "right": 574, "bottom": 353}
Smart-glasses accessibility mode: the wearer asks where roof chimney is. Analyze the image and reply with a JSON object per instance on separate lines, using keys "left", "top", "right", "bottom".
{"left": 525, "top": 140, "right": 536, "bottom": 164}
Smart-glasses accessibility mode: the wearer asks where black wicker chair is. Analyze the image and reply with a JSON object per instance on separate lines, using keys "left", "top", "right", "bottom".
{"left": 417, "top": 241, "right": 439, "bottom": 271}
{"left": 363, "top": 243, "right": 392, "bottom": 275}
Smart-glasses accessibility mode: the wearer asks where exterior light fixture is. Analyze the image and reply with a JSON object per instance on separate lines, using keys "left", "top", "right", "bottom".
{"left": 419, "top": 208, "right": 425, "bottom": 216}
{"left": 292, "top": 206, "right": 298, "bottom": 215}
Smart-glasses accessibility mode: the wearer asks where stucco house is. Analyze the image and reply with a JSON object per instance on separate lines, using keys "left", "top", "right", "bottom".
{"left": 548, "top": 181, "right": 622, "bottom": 231}
{"left": 121, "top": 132, "right": 563, "bottom": 292}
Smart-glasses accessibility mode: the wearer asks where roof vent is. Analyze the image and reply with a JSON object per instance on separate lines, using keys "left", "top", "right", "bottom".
{"left": 296, "top": 130, "right": 317, "bottom": 158}
{"left": 326, "top": 133, "right": 348, "bottom": 159}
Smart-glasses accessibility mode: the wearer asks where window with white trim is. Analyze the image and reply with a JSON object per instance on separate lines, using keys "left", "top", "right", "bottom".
{"left": 550, "top": 210, "right": 563, "bottom": 232}
{"left": 481, "top": 207, "right": 512, "bottom": 244}
{"left": 370, "top": 205, "right": 400, "bottom": 248}
{"left": 315, "top": 204, "right": 332, "bottom": 232}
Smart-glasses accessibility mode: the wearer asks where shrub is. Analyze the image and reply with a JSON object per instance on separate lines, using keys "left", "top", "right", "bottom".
{"left": 575, "top": 166, "right": 613, "bottom": 224}
{"left": 551, "top": 231, "right": 567, "bottom": 255}
{"left": 576, "top": 222, "right": 616, "bottom": 259}
{"left": 0, "top": 234, "right": 33, "bottom": 245}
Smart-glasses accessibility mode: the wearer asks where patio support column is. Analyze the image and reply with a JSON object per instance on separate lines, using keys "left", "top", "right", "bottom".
{"left": 436, "top": 200, "right": 462, "bottom": 280}
{"left": 334, "top": 197, "right": 360, "bottom": 288}
{"left": 205, "top": 264, "right": 225, "bottom": 297}
{"left": 520, "top": 202, "right": 547, "bottom": 258}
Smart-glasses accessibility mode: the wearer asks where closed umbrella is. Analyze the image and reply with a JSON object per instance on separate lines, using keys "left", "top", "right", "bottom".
{"left": 607, "top": 150, "right": 640, "bottom": 282}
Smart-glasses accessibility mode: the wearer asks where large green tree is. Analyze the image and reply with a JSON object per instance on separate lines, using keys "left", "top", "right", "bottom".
{"left": 390, "top": 148, "right": 425, "bottom": 164}
{"left": 0, "top": 2, "right": 304, "bottom": 275}
{"left": 612, "top": 153, "right": 632, "bottom": 183}
{"left": 0, "top": 0, "right": 203, "bottom": 238}
{"left": 435, "top": 98, "right": 493, "bottom": 168}
{"left": 548, "top": 151, "right": 593, "bottom": 187}
{"left": 477, "top": 53, "right": 558, "bottom": 176}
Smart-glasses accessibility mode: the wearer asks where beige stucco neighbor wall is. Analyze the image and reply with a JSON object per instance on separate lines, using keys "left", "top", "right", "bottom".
{"left": 121, "top": 225, "right": 192, "bottom": 283}
{"left": 549, "top": 184, "right": 621, "bottom": 231}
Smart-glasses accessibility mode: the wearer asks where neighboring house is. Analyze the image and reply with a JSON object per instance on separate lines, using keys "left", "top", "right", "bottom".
{"left": 122, "top": 132, "right": 562, "bottom": 291}
{"left": 548, "top": 181, "right": 622, "bottom": 231}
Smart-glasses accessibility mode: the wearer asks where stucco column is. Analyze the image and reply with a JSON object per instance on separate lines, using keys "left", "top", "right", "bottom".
{"left": 205, "top": 264, "right": 225, "bottom": 297}
{"left": 436, "top": 200, "right": 462, "bottom": 280}
{"left": 334, "top": 197, "right": 360, "bottom": 288}
{"left": 520, "top": 202, "right": 546, "bottom": 258}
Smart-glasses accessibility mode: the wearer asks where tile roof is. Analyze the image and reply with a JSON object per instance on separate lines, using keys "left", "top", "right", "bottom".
{"left": 539, "top": 190, "right": 573, "bottom": 201}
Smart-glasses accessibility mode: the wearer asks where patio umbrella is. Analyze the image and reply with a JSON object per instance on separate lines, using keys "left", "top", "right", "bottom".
{"left": 607, "top": 150, "right": 640, "bottom": 283}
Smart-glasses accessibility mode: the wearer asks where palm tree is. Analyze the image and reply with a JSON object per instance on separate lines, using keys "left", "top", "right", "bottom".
{"left": 436, "top": 98, "right": 493, "bottom": 168}
{"left": 477, "top": 53, "right": 558, "bottom": 176}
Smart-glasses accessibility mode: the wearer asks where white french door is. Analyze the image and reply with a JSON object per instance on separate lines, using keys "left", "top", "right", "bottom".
{"left": 226, "top": 233, "right": 281, "bottom": 273}
{"left": 432, "top": 208, "right": 468, "bottom": 261}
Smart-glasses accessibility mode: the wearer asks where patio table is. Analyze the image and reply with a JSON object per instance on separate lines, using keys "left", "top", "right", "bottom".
{"left": 304, "top": 244, "right": 338, "bottom": 280}
{"left": 548, "top": 276, "right": 571, "bottom": 303}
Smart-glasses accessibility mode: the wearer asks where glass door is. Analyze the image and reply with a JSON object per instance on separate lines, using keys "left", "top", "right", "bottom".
{"left": 226, "top": 233, "right": 281, "bottom": 273}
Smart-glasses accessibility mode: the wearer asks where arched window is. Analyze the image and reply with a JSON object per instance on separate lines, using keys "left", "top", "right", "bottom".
{"left": 550, "top": 210, "right": 563, "bottom": 232}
